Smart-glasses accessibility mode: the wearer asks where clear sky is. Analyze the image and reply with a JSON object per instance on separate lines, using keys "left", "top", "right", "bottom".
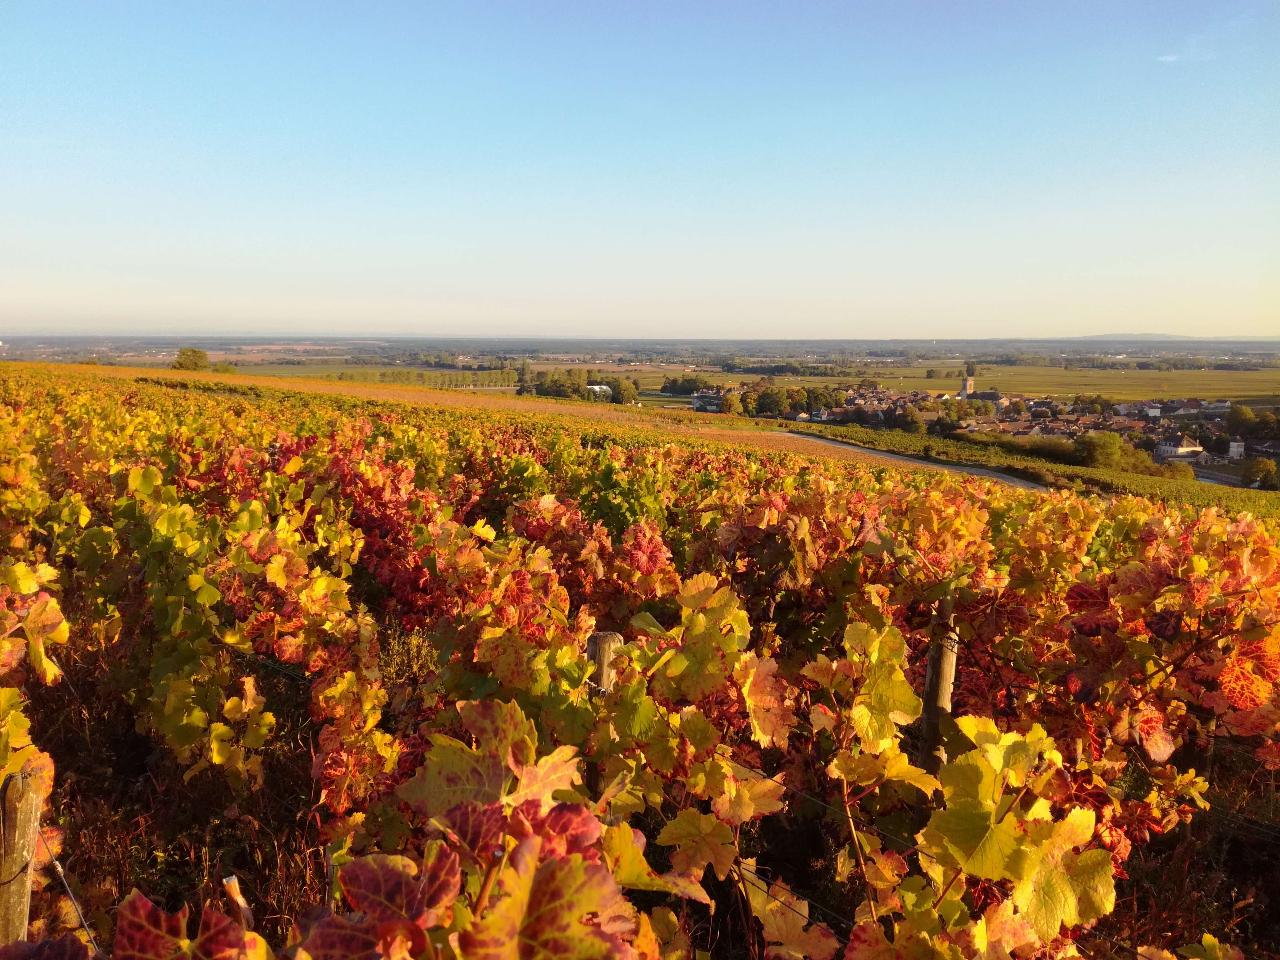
{"left": 1, "top": 2, "right": 1276, "bottom": 338}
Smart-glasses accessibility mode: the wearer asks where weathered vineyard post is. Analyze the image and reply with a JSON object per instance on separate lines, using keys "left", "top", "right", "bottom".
{"left": 586, "top": 631, "right": 621, "bottom": 799}
{"left": 0, "top": 771, "right": 41, "bottom": 944}
{"left": 587, "top": 631, "right": 620, "bottom": 694}
{"left": 919, "top": 600, "right": 958, "bottom": 776}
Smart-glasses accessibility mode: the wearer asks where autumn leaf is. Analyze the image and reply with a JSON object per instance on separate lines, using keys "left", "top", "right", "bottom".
{"left": 1135, "top": 706, "right": 1177, "bottom": 763}
{"left": 338, "top": 847, "right": 460, "bottom": 928}
{"left": 21, "top": 594, "right": 69, "bottom": 685}
{"left": 711, "top": 761, "right": 786, "bottom": 826}
{"left": 742, "top": 865, "right": 838, "bottom": 960}
{"left": 397, "top": 735, "right": 506, "bottom": 819}
{"left": 1174, "top": 934, "right": 1247, "bottom": 960}
{"left": 656, "top": 809, "right": 736, "bottom": 881}
{"left": 506, "top": 745, "right": 582, "bottom": 813}
{"left": 925, "top": 796, "right": 1020, "bottom": 881}
{"left": 457, "top": 699, "right": 539, "bottom": 768}
{"left": 733, "top": 653, "right": 796, "bottom": 750}
{"left": 602, "top": 823, "right": 711, "bottom": 904}
{"left": 827, "top": 746, "right": 940, "bottom": 796}
{"left": 114, "top": 890, "right": 266, "bottom": 960}
{"left": 459, "top": 836, "right": 635, "bottom": 960}
{"left": 1008, "top": 808, "right": 1115, "bottom": 941}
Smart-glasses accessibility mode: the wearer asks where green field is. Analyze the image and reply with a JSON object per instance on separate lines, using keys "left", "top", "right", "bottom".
{"left": 857, "top": 364, "right": 1280, "bottom": 402}
{"left": 149, "top": 359, "right": 1280, "bottom": 405}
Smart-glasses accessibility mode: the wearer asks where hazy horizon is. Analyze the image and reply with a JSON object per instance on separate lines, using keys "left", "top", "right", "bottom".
{"left": 2, "top": 2, "right": 1277, "bottom": 339}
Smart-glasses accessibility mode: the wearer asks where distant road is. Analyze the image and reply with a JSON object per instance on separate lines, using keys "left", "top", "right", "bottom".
{"left": 1192, "top": 467, "right": 1243, "bottom": 488}
{"left": 787, "top": 431, "right": 1050, "bottom": 492}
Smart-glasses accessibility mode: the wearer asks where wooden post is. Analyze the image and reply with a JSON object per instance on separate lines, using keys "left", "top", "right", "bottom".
{"left": 919, "top": 600, "right": 958, "bottom": 776}
{"left": 586, "top": 631, "right": 620, "bottom": 695}
{"left": 0, "top": 771, "right": 41, "bottom": 944}
{"left": 585, "top": 632, "right": 621, "bottom": 801}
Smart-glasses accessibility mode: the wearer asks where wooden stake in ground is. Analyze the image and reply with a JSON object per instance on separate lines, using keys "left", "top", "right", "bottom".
{"left": 585, "top": 631, "right": 621, "bottom": 799}
{"left": 919, "top": 600, "right": 958, "bottom": 776}
{"left": 0, "top": 771, "right": 41, "bottom": 944}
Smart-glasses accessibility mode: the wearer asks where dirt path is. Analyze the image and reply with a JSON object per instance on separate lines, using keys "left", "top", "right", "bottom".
{"left": 786, "top": 432, "right": 1049, "bottom": 491}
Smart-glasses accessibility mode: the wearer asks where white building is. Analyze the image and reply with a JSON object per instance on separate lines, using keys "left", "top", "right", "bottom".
{"left": 1155, "top": 434, "right": 1204, "bottom": 462}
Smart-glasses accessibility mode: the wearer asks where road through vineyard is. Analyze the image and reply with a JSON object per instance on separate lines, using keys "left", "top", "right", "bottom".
{"left": 1, "top": 367, "right": 1277, "bottom": 959}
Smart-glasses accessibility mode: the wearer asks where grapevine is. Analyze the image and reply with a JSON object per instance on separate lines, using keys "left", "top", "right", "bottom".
{"left": 0, "top": 368, "right": 1274, "bottom": 958}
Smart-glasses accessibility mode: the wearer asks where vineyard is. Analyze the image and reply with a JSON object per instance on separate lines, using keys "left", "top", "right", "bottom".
{"left": 2, "top": 367, "right": 1279, "bottom": 958}
{"left": 793, "top": 423, "right": 1280, "bottom": 519}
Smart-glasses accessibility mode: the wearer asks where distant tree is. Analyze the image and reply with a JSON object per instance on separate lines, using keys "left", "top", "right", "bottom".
{"left": 1075, "top": 431, "right": 1129, "bottom": 470}
{"left": 925, "top": 368, "right": 940, "bottom": 380}
{"left": 719, "top": 391, "right": 742, "bottom": 416}
{"left": 754, "top": 387, "right": 786, "bottom": 416}
{"left": 964, "top": 360, "right": 978, "bottom": 377}
{"left": 1242, "top": 457, "right": 1279, "bottom": 490}
{"left": 211, "top": 361, "right": 236, "bottom": 374}
{"left": 1228, "top": 403, "right": 1258, "bottom": 436}
{"left": 660, "top": 375, "right": 716, "bottom": 396}
{"left": 171, "top": 348, "right": 210, "bottom": 371}
{"left": 806, "top": 386, "right": 840, "bottom": 412}
{"left": 898, "top": 405, "right": 926, "bottom": 434}
{"left": 597, "top": 376, "right": 638, "bottom": 404}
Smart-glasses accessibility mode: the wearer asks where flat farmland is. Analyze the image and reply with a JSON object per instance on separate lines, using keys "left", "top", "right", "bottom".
{"left": 831, "top": 364, "right": 1280, "bottom": 402}
{"left": 136, "top": 359, "right": 1280, "bottom": 404}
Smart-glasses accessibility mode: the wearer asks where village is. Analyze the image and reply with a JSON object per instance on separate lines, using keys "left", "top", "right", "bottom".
{"left": 686, "top": 375, "right": 1280, "bottom": 485}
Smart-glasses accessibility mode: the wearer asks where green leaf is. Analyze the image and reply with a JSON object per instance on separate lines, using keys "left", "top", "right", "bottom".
{"left": 925, "top": 797, "right": 1020, "bottom": 881}
{"left": 1009, "top": 809, "right": 1115, "bottom": 941}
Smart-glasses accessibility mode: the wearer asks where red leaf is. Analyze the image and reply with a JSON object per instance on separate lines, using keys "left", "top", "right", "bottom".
{"left": 442, "top": 801, "right": 507, "bottom": 867}
{"left": 339, "top": 848, "right": 460, "bottom": 928}
{"left": 1136, "top": 707, "right": 1176, "bottom": 763}
{"left": 1065, "top": 583, "right": 1116, "bottom": 636}
{"left": 299, "top": 914, "right": 380, "bottom": 960}
{"left": 509, "top": 802, "right": 602, "bottom": 862}
{"left": 114, "top": 890, "right": 253, "bottom": 960}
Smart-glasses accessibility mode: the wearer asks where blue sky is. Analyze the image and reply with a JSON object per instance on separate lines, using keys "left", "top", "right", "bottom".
{"left": 1, "top": 2, "right": 1276, "bottom": 338}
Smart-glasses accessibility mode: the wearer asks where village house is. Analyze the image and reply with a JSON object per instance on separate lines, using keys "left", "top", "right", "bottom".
{"left": 691, "top": 389, "right": 724, "bottom": 412}
{"left": 1155, "top": 433, "right": 1204, "bottom": 462}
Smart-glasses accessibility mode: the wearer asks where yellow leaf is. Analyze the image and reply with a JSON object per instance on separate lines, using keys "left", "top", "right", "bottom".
{"left": 733, "top": 653, "right": 796, "bottom": 750}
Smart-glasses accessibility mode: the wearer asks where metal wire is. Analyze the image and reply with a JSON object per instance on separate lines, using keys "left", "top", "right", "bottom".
{"left": 736, "top": 859, "right": 853, "bottom": 935}
{"left": 37, "top": 830, "right": 101, "bottom": 957}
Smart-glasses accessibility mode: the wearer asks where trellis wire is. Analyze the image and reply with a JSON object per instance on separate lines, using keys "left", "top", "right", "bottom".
{"left": 37, "top": 830, "right": 100, "bottom": 957}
